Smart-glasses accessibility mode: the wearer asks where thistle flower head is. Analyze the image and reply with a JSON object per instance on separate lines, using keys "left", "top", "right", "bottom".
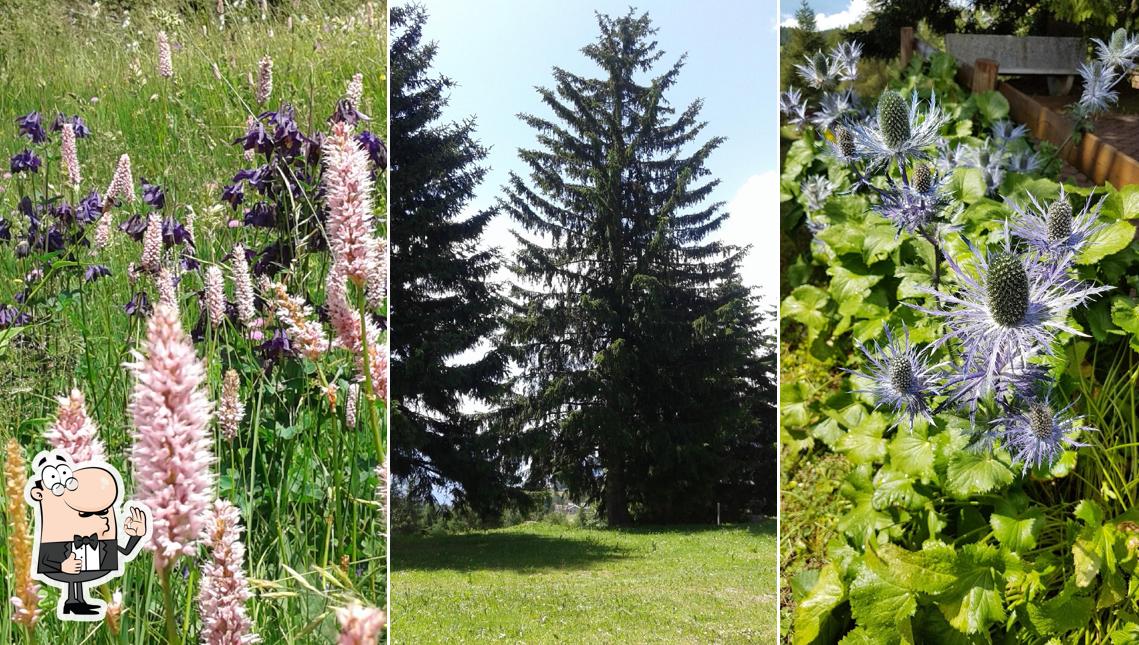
{"left": 1093, "top": 29, "right": 1139, "bottom": 71}
{"left": 851, "top": 90, "right": 948, "bottom": 168}
{"left": 1008, "top": 187, "right": 1105, "bottom": 257}
{"left": 873, "top": 170, "right": 951, "bottom": 235}
{"left": 801, "top": 175, "right": 835, "bottom": 213}
{"left": 831, "top": 125, "right": 856, "bottom": 160}
{"left": 991, "top": 119, "right": 1029, "bottom": 144}
{"left": 128, "top": 304, "right": 215, "bottom": 571}
{"left": 336, "top": 602, "right": 386, "bottom": 645}
{"left": 917, "top": 239, "right": 1112, "bottom": 401}
{"left": 830, "top": 40, "right": 862, "bottom": 82}
{"left": 994, "top": 395, "right": 1092, "bottom": 472}
{"left": 795, "top": 51, "right": 836, "bottom": 90}
{"left": 912, "top": 163, "right": 933, "bottom": 194}
{"left": 847, "top": 324, "right": 941, "bottom": 430}
{"left": 778, "top": 87, "right": 807, "bottom": 127}
{"left": 198, "top": 499, "right": 259, "bottom": 645}
{"left": 1077, "top": 61, "right": 1120, "bottom": 117}
{"left": 46, "top": 388, "right": 106, "bottom": 463}
{"left": 809, "top": 89, "right": 856, "bottom": 133}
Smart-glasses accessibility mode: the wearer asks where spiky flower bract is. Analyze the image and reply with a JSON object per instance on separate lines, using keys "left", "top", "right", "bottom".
{"left": 873, "top": 168, "right": 951, "bottom": 235}
{"left": 847, "top": 325, "right": 942, "bottom": 430}
{"left": 1092, "top": 28, "right": 1139, "bottom": 72}
{"left": 801, "top": 174, "right": 835, "bottom": 213}
{"left": 918, "top": 240, "right": 1111, "bottom": 401}
{"left": 779, "top": 87, "right": 807, "bottom": 127}
{"left": 128, "top": 304, "right": 215, "bottom": 571}
{"left": 1009, "top": 187, "right": 1105, "bottom": 258}
{"left": 1077, "top": 61, "right": 1120, "bottom": 117}
{"left": 851, "top": 90, "right": 947, "bottom": 169}
{"left": 994, "top": 395, "right": 1092, "bottom": 472}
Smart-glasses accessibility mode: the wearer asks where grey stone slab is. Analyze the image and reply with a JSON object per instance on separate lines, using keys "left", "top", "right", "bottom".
{"left": 945, "top": 34, "right": 1084, "bottom": 75}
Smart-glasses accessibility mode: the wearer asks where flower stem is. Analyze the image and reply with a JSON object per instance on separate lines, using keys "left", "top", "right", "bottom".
{"left": 159, "top": 566, "right": 181, "bottom": 645}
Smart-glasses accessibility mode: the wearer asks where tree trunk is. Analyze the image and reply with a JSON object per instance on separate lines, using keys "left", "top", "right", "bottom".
{"left": 604, "top": 449, "right": 631, "bottom": 526}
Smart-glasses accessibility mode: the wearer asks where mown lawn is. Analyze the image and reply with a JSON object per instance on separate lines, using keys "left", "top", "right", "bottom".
{"left": 392, "top": 521, "right": 776, "bottom": 644}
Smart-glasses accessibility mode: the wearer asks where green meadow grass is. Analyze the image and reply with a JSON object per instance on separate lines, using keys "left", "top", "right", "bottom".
{"left": 0, "top": 2, "right": 387, "bottom": 643}
{"left": 392, "top": 521, "right": 776, "bottom": 644}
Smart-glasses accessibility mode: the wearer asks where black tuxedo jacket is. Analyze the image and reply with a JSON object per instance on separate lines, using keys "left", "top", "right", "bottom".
{"left": 38, "top": 535, "right": 142, "bottom": 575}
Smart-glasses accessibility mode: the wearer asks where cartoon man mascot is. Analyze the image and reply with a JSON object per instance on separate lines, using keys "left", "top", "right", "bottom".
{"left": 24, "top": 450, "right": 151, "bottom": 621}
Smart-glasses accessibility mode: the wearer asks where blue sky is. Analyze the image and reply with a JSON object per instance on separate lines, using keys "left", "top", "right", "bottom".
{"left": 779, "top": 0, "right": 869, "bottom": 30}
{"left": 400, "top": 0, "right": 782, "bottom": 302}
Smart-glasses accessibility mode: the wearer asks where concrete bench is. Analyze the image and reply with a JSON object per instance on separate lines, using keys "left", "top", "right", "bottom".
{"left": 945, "top": 34, "right": 1084, "bottom": 96}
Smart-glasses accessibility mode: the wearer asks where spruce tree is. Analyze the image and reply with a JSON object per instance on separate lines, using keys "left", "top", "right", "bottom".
{"left": 500, "top": 10, "right": 775, "bottom": 525}
{"left": 390, "top": 5, "right": 513, "bottom": 516}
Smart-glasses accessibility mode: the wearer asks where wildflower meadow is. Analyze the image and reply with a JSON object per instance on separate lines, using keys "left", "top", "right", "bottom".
{"left": 780, "top": 25, "right": 1139, "bottom": 645}
{"left": 0, "top": 2, "right": 388, "bottom": 643}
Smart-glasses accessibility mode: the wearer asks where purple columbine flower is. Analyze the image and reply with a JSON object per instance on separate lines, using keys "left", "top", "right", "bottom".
{"left": 16, "top": 112, "right": 46, "bottom": 143}
{"left": 10, "top": 149, "right": 41, "bottom": 174}
{"left": 356, "top": 130, "right": 387, "bottom": 170}
{"left": 846, "top": 324, "right": 943, "bottom": 431}
{"left": 76, "top": 191, "right": 104, "bottom": 225}
{"left": 993, "top": 395, "right": 1092, "bottom": 472}
{"left": 221, "top": 183, "right": 245, "bottom": 209}
{"left": 0, "top": 305, "right": 31, "bottom": 328}
{"left": 331, "top": 98, "right": 367, "bottom": 126}
{"left": 124, "top": 291, "right": 151, "bottom": 317}
{"left": 50, "top": 114, "right": 90, "bottom": 138}
{"left": 119, "top": 214, "right": 148, "bottom": 241}
{"left": 141, "top": 178, "right": 166, "bottom": 210}
{"left": 917, "top": 238, "right": 1112, "bottom": 403}
{"left": 252, "top": 240, "right": 286, "bottom": 276}
{"left": 84, "top": 264, "right": 112, "bottom": 282}
{"left": 162, "top": 218, "right": 192, "bottom": 247}
{"left": 243, "top": 202, "right": 275, "bottom": 228}
{"left": 1009, "top": 187, "right": 1105, "bottom": 259}
{"left": 233, "top": 166, "right": 270, "bottom": 193}
{"left": 257, "top": 329, "right": 291, "bottom": 366}
{"left": 0, "top": 215, "right": 10, "bottom": 242}
{"left": 236, "top": 120, "right": 273, "bottom": 156}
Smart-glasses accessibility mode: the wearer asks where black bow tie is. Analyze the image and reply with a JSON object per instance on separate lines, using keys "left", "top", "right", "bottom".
{"left": 73, "top": 534, "right": 99, "bottom": 548}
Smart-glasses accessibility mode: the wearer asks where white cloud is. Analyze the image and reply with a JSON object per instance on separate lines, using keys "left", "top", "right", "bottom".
{"left": 721, "top": 171, "right": 780, "bottom": 306}
{"left": 780, "top": 0, "right": 870, "bottom": 31}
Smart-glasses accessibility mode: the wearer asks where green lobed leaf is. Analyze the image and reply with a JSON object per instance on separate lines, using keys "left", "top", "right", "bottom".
{"left": 935, "top": 544, "right": 1008, "bottom": 635}
{"left": 793, "top": 562, "right": 847, "bottom": 645}
{"left": 863, "top": 541, "right": 958, "bottom": 595}
{"left": 989, "top": 499, "right": 1043, "bottom": 551}
{"left": 1077, "top": 219, "right": 1136, "bottom": 265}
{"left": 848, "top": 565, "right": 916, "bottom": 645}
{"left": 944, "top": 449, "right": 1014, "bottom": 498}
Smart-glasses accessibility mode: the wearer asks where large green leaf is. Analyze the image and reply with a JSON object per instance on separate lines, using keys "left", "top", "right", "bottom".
{"left": 888, "top": 432, "right": 937, "bottom": 480}
{"left": 793, "top": 562, "right": 847, "bottom": 645}
{"left": 944, "top": 449, "right": 1014, "bottom": 498}
{"left": 863, "top": 541, "right": 958, "bottom": 595}
{"left": 1077, "top": 219, "right": 1136, "bottom": 265}
{"left": 872, "top": 467, "right": 930, "bottom": 511}
{"left": 848, "top": 565, "right": 916, "bottom": 644}
{"left": 948, "top": 167, "right": 987, "bottom": 205}
{"left": 837, "top": 412, "right": 889, "bottom": 464}
{"left": 783, "top": 285, "right": 833, "bottom": 344}
{"left": 989, "top": 498, "right": 1043, "bottom": 551}
{"left": 936, "top": 544, "right": 1008, "bottom": 635}
{"left": 828, "top": 265, "right": 884, "bottom": 317}
{"left": 1024, "top": 583, "right": 1095, "bottom": 636}
{"left": 973, "top": 91, "right": 1009, "bottom": 123}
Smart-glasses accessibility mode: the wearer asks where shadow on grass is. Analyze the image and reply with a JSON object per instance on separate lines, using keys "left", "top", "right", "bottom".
{"left": 394, "top": 530, "right": 631, "bottom": 573}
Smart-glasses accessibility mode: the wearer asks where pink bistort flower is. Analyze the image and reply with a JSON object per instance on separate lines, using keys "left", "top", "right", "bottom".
{"left": 255, "top": 56, "right": 273, "bottom": 106}
{"left": 127, "top": 304, "right": 215, "bottom": 572}
{"left": 231, "top": 245, "right": 257, "bottom": 326}
{"left": 326, "top": 263, "right": 388, "bottom": 399}
{"left": 141, "top": 214, "right": 163, "bottom": 273}
{"left": 218, "top": 369, "right": 243, "bottom": 440}
{"left": 345, "top": 73, "right": 364, "bottom": 112}
{"left": 322, "top": 121, "right": 381, "bottom": 285}
{"left": 156, "top": 31, "right": 174, "bottom": 78}
{"left": 336, "top": 602, "right": 386, "bottom": 645}
{"left": 198, "top": 499, "right": 259, "bottom": 645}
{"left": 60, "top": 123, "right": 81, "bottom": 187}
{"left": 45, "top": 388, "right": 106, "bottom": 463}
{"left": 204, "top": 265, "right": 227, "bottom": 327}
{"left": 268, "top": 281, "right": 329, "bottom": 360}
{"left": 105, "top": 154, "right": 135, "bottom": 204}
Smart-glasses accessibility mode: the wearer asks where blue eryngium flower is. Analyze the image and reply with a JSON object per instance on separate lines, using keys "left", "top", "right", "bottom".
{"left": 16, "top": 112, "right": 46, "bottom": 143}
{"left": 801, "top": 175, "right": 835, "bottom": 213}
{"left": 1077, "top": 61, "right": 1120, "bottom": 117}
{"left": 847, "top": 325, "right": 941, "bottom": 430}
{"left": 778, "top": 87, "right": 807, "bottom": 127}
{"left": 994, "top": 396, "right": 1091, "bottom": 472}
{"left": 10, "top": 149, "right": 41, "bottom": 174}
{"left": 1092, "top": 28, "right": 1139, "bottom": 72}
{"left": 873, "top": 164, "right": 951, "bottom": 235}
{"left": 918, "top": 241, "right": 1111, "bottom": 400}
{"left": 850, "top": 90, "right": 948, "bottom": 169}
{"left": 1008, "top": 187, "right": 1104, "bottom": 258}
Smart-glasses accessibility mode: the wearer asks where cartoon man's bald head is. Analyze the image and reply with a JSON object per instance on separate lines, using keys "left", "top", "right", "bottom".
{"left": 28, "top": 453, "right": 121, "bottom": 542}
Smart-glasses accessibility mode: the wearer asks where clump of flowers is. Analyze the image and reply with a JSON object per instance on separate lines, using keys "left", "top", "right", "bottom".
{"left": 1076, "top": 29, "right": 1139, "bottom": 119}
{"left": 255, "top": 55, "right": 273, "bottom": 106}
{"left": 218, "top": 369, "right": 244, "bottom": 440}
{"left": 336, "top": 602, "right": 386, "bottom": 645}
{"left": 156, "top": 31, "right": 174, "bottom": 79}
